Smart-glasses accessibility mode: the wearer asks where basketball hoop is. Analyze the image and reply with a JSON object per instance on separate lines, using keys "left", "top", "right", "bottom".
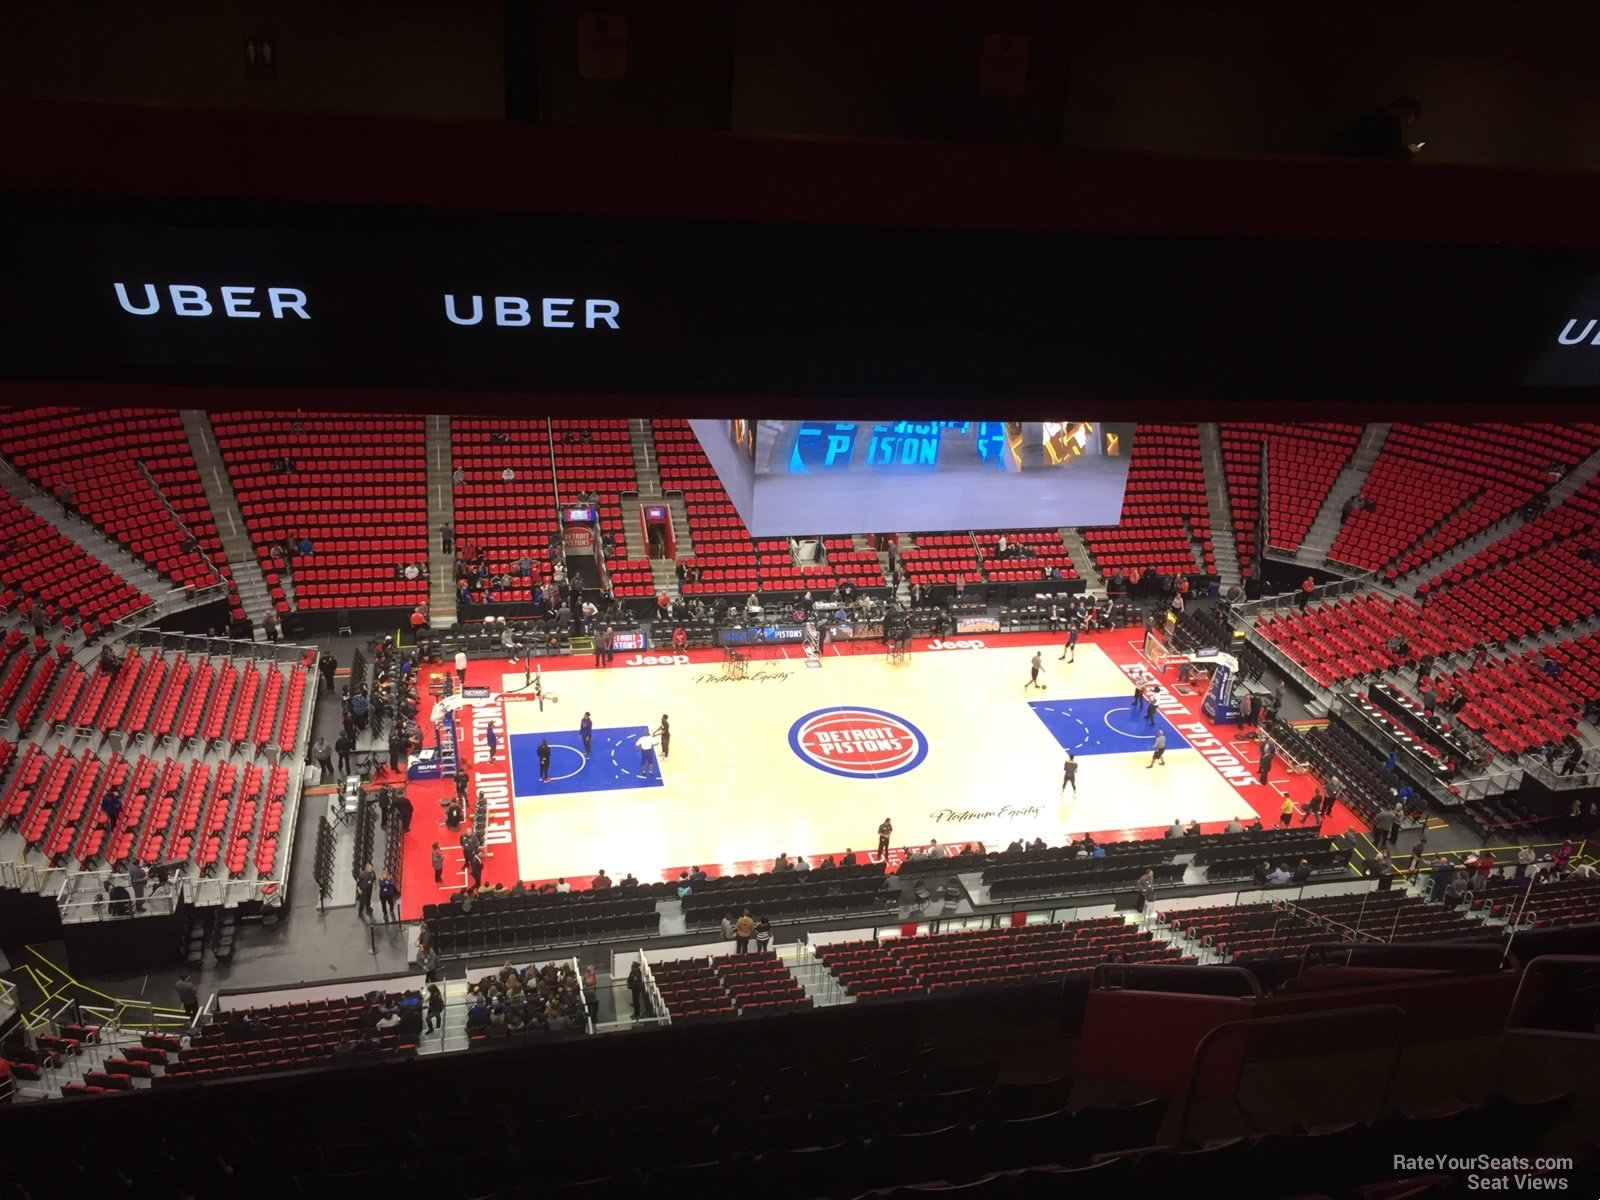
{"left": 1141, "top": 627, "right": 1173, "bottom": 676}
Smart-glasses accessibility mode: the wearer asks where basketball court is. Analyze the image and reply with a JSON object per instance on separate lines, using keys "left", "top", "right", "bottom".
{"left": 399, "top": 629, "right": 1348, "bottom": 919}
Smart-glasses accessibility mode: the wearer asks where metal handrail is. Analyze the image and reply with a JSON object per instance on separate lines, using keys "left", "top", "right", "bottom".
{"left": 1501, "top": 954, "right": 1600, "bottom": 1037}
{"left": 1176, "top": 1003, "right": 1406, "bottom": 1143}
{"left": 1234, "top": 569, "right": 1380, "bottom": 617}
{"left": 135, "top": 461, "right": 228, "bottom": 588}
{"left": 1272, "top": 897, "right": 1384, "bottom": 945}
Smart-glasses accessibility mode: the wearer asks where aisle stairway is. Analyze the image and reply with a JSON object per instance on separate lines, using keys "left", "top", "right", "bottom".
{"left": 780, "top": 944, "right": 853, "bottom": 1007}
{"left": 1059, "top": 527, "right": 1101, "bottom": 590}
{"left": 625, "top": 419, "right": 680, "bottom": 596}
{"left": 1295, "top": 422, "right": 1392, "bottom": 567}
{"left": 1197, "top": 424, "right": 1242, "bottom": 591}
{"left": 424, "top": 414, "right": 457, "bottom": 628}
{"left": 1546, "top": 443, "right": 1600, "bottom": 507}
{"left": 179, "top": 411, "right": 274, "bottom": 636}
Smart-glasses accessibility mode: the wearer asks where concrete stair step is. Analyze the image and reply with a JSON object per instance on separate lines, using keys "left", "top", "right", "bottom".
{"left": 180, "top": 410, "right": 274, "bottom": 636}
{"left": 1197, "top": 423, "right": 1241, "bottom": 590}
{"left": 665, "top": 494, "right": 695, "bottom": 558}
{"left": 1294, "top": 423, "right": 1392, "bottom": 568}
{"left": 1058, "top": 527, "right": 1102, "bottom": 590}
{"left": 424, "top": 414, "right": 457, "bottom": 629}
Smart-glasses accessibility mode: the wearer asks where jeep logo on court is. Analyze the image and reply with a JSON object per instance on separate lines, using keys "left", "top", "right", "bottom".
{"left": 788, "top": 706, "right": 928, "bottom": 779}
{"left": 623, "top": 653, "right": 690, "bottom": 667}
{"left": 927, "top": 638, "right": 986, "bottom": 651}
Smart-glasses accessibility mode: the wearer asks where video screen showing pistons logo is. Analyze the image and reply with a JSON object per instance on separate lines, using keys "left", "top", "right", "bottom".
{"left": 789, "top": 706, "right": 928, "bottom": 780}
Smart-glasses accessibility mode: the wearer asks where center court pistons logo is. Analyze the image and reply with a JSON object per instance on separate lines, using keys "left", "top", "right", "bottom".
{"left": 788, "top": 706, "right": 928, "bottom": 780}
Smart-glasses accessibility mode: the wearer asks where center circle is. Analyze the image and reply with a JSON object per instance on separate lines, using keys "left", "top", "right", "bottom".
{"left": 788, "top": 705, "right": 928, "bottom": 779}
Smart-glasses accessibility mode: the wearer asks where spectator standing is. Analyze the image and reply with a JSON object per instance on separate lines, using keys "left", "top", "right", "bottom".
{"left": 175, "top": 971, "right": 200, "bottom": 1022}
{"left": 1135, "top": 868, "right": 1155, "bottom": 907}
{"left": 355, "top": 862, "right": 377, "bottom": 919}
{"left": 754, "top": 915, "right": 773, "bottom": 953}
{"left": 627, "top": 962, "right": 646, "bottom": 1018}
{"left": 440, "top": 523, "right": 454, "bottom": 554}
{"left": 263, "top": 612, "right": 280, "bottom": 642}
{"left": 128, "top": 859, "right": 148, "bottom": 910}
{"left": 425, "top": 985, "right": 444, "bottom": 1034}
{"left": 1471, "top": 851, "right": 1496, "bottom": 894}
{"left": 1279, "top": 796, "right": 1296, "bottom": 827}
{"left": 454, "top": 649, "right": 468, "bottom": 688}
{"left": 1407, "top": 836, "right": 1429, "bottom": 875}
{"left": 1304, "top": 791, "right": 1324, "bottom": 825}
{"left": 100, "top": 786, "right": 123, "bottom": 831}
{"left": 1372, "top": 804, "right": 1396, "bottom": 846}
{"left": 1297, "top": 576, "right": 1314, "bottom": 610}
{"left": 431, "top": 842, "right": 445, "bottom": 884}
{"left": 335, "top": 732, "right": 353, "bottom": 775}
{"left": 721, "top": 912, "right": 736, "bottom": 943}
{"left": 1258, "top": 739, "right": 1276, "bottom": 784}
{"left": 378, "top": 871, "right": 400, "bottom": 923}
{"left": 878, "top": 818, "right": 893, "bottom": 857}
{"left": 1372, "top": 850, "right": 1396, "bottom": 892}
{"left": 735, "top": 911, "right": 754, "bottom": 953}
{"left": 313, "top": 737, "right": 334, "bottom": 784}
{"left": 1515, "top": 845, "right": 1535, "bottom": 879}
{"left": 320, "top": 651, "right": 337, "bottom": 691}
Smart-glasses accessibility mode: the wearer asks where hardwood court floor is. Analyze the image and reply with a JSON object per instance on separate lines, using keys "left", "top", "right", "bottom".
{"left": 489, "top": 640, "right": 1252, "bottom": 884}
